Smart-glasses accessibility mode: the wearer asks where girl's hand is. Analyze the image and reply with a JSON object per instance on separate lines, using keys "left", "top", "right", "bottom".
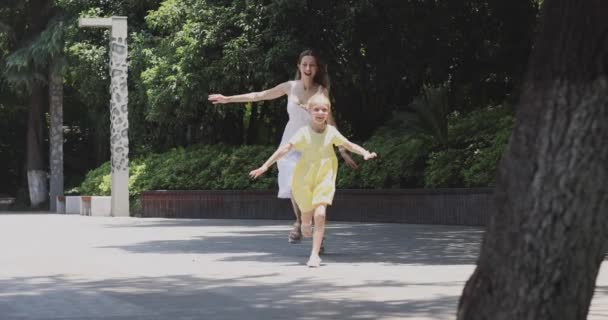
{"left": 340, "top": 151, "right": 359, "bottom": 169}
{"left": 208, "top": 94, "right": 229, "bottom": 104}
{"left": 249, "top": 165, "right": 268, "bottom": 179}
{"left": 364, "top": 151, "right": 377, "bottom": 160}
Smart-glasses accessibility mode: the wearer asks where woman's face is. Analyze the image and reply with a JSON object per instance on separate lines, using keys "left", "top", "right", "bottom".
{"left": 309, "top": 103, "right": 330, "bottom": 125}
{"left": 298, "top": 55, "right": 318, "bottom": 80}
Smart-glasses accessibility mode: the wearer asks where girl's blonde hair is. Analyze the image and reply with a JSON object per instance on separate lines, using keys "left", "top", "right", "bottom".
{"left": 306, "top": 93, "right": 333, "bottom": 125}
{"left": 306, "top": 93, "right": 332, "bottom": 111}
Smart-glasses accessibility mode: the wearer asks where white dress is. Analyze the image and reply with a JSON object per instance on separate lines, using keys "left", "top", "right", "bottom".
{"left": 276, "top": 81, "right": 321, "bottom": 198}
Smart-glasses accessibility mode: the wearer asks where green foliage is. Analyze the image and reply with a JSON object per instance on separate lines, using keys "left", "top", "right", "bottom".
{"left": 78, "top": 144, "right": 277, "bottom": 197}
{"left": 4, "top": 19, "right": 65, "bottom": 89}
{"left": 1, "top": 0, "right": 539, "bottom": 199}
{"left": 78, "top": 162, "right": 111, "bottom": 195}
{"left": 0, "top": 100, "right": 28, "bottom": 195}
{"left": 77, "top": 104, "right": 513, "bottom": 197}
{"left": 461, "top": 116, "right": 513, "bottom": 186}
{"left": 393, "top": 84, "right": 450, "bottom": 146}
{"left": 128, "top": 0, "right": 298, "bottom": 149}
{"left": 425, "top": 149, "right": 468, "bottom": 188}
{"left": 424, "top": 105, "right": 514, "bottom": 187}
{"left": 337, "top": 126, "right": 430, "bottom": 189}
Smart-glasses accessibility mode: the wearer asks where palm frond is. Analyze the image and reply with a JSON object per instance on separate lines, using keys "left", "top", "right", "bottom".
{"left": 0, "top": 21, "right": 15, "bottom": 40}
{"left": 3, "top": 19, "right": 64, "bottom": 89}
{"left": 394, "top": 83, "right": 450, "bottom": 145}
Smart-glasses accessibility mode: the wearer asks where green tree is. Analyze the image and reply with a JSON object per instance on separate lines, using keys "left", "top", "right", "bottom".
{"left": 2, "top": 0, "right": 542, "bottom": 200}
{"left": 2, "top": 0, "right": 55, "bottom": 207}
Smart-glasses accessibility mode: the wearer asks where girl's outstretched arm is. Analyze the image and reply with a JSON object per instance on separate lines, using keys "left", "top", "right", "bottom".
{"left": 249, "top": 143, "right": 294, "bottom": 178}
{"left": 341, "top": 140, "right": 377, "bottom": 160}
{"left": 209, "top": 82, "right": 290, "bottom": 104}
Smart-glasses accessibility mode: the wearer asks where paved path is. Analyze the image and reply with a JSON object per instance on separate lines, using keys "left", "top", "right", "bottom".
{"left": 0, "top": 214, "right": 607, "bottom": 319}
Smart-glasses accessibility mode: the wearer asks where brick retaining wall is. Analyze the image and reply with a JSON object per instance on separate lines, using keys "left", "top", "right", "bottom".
{"left": 140, "top": 188, "right": 495, "bottom": 226}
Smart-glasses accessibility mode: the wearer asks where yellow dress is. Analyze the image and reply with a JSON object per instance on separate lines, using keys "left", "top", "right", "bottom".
{"left": 288, "top": 125, "right": 348, "bottom": 212}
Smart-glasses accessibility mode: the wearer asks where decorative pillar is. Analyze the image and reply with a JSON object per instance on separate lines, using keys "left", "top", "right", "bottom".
{"left": 79, "top": 17, "right": 129, "bottom": 217}
{"left": 49, "top": 60, "right": 63, "bottom": 211}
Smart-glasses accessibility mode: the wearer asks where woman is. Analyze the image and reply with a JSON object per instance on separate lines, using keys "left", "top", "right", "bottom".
{"left": 208, "top": 49, "right": 357, "bottom": 245}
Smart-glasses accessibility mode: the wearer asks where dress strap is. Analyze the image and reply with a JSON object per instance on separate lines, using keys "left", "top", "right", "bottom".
{"left": 289, "top": 80, "right": 296, "bottom": 96}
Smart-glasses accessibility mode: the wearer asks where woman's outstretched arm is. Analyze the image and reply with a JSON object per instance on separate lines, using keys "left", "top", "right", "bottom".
{"left": 209, "top": 82, "right": 291, "bottom": 105}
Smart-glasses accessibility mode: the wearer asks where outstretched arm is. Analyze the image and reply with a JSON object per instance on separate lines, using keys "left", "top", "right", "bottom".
{"left": 340, "top": 140, "right": 377, "bottom": 160}
{"left": 209, "top": 82, "right": 290, "bottom": 105}
{"left": 249, "top": 143, "right": 294, "bottom": 178}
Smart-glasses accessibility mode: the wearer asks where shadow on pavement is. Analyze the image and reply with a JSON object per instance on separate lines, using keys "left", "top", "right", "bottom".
{"left": 101, "top": 219, "right": 483, "bottom": 265}
{"left": 0, "top": 274, "right": 459, "bottom": 320}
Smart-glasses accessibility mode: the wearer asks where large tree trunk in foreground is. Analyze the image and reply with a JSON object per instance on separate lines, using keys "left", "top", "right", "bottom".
{"left": 48, "top": 61, "right": 63, "bottom": 212}
{"left": 457, "top": 1, "right": 608, "bottom": 319}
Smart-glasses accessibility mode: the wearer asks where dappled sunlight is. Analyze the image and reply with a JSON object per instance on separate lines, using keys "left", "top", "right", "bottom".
{"left": 0, "top": 274, "right": 460, "bottom": 320}
{"left": 1, "top": 215, "right": 608, "bottom": 319}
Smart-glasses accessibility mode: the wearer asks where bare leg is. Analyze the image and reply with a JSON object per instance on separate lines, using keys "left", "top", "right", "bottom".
{"left": 311, "top": 205, "right": 326, "bottom": 257}
{"left": 288, "top": 197, "right": 302, "bottom": 243}
{"left": 300, "top": 210, "right": 314, "bottom": 238}
{"left": 291, "top": 197, "right": 301, "bottom": 224}
{"left": 307, "top": 205, "right": 326, "bottom": 267}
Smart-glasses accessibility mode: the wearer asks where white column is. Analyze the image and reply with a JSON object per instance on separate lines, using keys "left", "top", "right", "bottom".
{"left": 79, "top": 16, "right": 129, "bottom": 217}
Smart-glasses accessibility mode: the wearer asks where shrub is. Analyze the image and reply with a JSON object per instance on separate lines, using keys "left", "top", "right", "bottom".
{"left": 424, "top": 105, "right": 513, "bottom": 187}
{"left": 77, "top": 144, "right": 276, "bottom": 197}
{"left": 78, "top": 105, "right": 513, "bottom": 199}
{"left": 337, "top": 126, "right": 430, "bottom": 189}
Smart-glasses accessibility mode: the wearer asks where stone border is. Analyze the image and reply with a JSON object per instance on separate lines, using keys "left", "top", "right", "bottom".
{"left": 0, "top": 197, "right": 16, "bottom": 210}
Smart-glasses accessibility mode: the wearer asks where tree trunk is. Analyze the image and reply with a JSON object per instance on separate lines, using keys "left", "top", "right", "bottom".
{"left": 48, "top": 61, "right": 63, "bottom": 211}
{"left": 24, "top": 0, "right": 52, "bottom": 208}
{"left": 457, "top": 1, "right": 608, "bottom": 319}
{"left": 27, "top": 83, "right": 47, "bottom": 208}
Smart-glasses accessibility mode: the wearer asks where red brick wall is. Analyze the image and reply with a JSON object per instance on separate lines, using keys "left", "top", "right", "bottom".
{"left": 140, "top": 188, "right": 494, "bottom": 226}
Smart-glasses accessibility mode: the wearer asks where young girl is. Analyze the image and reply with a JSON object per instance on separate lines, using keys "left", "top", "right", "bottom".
{"left": 249, "top": 93, "right": 377, "bottom": 267}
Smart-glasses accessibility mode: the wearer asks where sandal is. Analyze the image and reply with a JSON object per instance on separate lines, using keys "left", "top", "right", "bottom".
{"left": 300, "top": 223, "right": 313, "bottom": 238}
{"left": 288, "top": 223, "right": 302, "bottom": 243}
{"left": 307, "top": 255, "right": 322, "bottom": 268}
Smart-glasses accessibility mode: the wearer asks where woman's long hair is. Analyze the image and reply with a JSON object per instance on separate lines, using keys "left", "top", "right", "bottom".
{"left": 294, "top": 49, "right": 331, "bottom": 92}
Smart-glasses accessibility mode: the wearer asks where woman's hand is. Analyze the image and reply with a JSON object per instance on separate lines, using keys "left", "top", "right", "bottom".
{"left": 208, "top": 94, "right": 229, "bottom": 104}
{"left": 340, "top": 150, "right": 359, "bottom": 169}
{"left": 249, "top": 165, "right": 269, "bottom": 179}
{"left": 363, "top": 151, "right": 377, "bottom": 160}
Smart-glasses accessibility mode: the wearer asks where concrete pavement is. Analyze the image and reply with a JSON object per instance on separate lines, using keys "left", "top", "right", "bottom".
{"left": 0, "top": 214, "right": 607, "bottom": 319}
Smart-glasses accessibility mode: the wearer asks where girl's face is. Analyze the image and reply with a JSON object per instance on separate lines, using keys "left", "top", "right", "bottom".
{"left": 309, "top": 103, "right": 330, "bottom": 125}
{"left": 298, "top": 55, "right": 318, "bottom": 80}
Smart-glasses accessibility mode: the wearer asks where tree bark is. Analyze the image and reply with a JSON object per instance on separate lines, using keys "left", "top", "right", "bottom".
{"left": 48, "top": 61, "right": 63, "bottom": 211}
{"left": 457, "top": 1, "right": 608, "bottom": 319}
{"left": 26, "top": 83, "right": 47, "bottom": 208}
{"left": 25, "top": 0, "right": 52, "bottom": 208}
